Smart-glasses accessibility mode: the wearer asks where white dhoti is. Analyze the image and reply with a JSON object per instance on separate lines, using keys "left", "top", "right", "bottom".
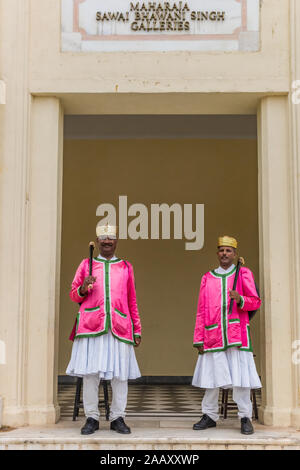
{"left": 66, "top": 329, "right": 141, "bottom": 421}
{"left": 192, "top": 347, "right": 262, "bottom": 421}
{"left": 192, "top": 347, "right": 262, "bottom": 389}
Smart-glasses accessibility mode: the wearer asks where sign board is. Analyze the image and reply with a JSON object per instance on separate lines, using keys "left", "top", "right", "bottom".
{"left": 61, "top": 0, "right": 260, "bottom": 52}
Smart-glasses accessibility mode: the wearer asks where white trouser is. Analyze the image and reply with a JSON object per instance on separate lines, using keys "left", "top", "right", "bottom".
{"left": 202, "top": 387, "right": 253, "bottom": 422}
{"left": 83, "top": 375, "right": 128, "bottom": 422}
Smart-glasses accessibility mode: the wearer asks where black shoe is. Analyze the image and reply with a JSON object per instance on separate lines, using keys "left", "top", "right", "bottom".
{"left": 193, "top": 414, "right": 217, "bottom": 430}
{"left": 241, "top": 417, "right": 254, "bottom": 435}
{"left": 81, "top": 417, "right": 99, "bottom": 435}
{"left": 110, "top": 417, "right": 131, "bottom": 434}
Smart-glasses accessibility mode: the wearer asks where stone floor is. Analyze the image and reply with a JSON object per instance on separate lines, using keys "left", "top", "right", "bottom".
{"left": 1, "top": 417, "right": 300, "bottom": 450}
{"left": 58, "top": 382, "right": 262, "bottom": 419}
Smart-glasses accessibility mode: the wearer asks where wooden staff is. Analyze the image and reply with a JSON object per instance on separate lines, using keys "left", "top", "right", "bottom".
{"left": 228, "top": 256, "right": 245, "bottom": 315}
{"left": 88, "top": 241, "right": 95, "bottom": 290}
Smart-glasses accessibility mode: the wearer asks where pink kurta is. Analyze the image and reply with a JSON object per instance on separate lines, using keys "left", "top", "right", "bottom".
{"left": 69, "top": 257, "right": 141, "bottom": 345}
{"left": 193, "top": 266, "right": 261, "bottom": 353}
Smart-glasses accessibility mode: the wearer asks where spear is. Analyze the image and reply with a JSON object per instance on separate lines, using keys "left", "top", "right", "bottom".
{"left": 228, "top": 256, "right": 245, "bottom": 315}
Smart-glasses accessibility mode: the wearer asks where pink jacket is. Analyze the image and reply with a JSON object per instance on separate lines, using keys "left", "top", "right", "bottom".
{"left": 69, "top": 257, "right": 142, "bottom": 345}
{"left": 193, "top": 266, "right": 261, "bottom": 353}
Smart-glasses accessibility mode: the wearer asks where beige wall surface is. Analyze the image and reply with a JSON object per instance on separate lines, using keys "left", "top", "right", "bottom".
{"left": 59, "top": 138, "right": 260, "bottom": 376}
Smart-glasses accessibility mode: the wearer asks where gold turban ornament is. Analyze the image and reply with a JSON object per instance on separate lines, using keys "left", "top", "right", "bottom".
{"left": 218, "top": 236, "right": 238, "bottom": 249}
{"left": 96, "top": 223, "right": 117, "bottom": 238}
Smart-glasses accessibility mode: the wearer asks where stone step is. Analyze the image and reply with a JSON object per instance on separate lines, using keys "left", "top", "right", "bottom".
{"left": 1, "top": 418, "right": 300, "bottom": 450}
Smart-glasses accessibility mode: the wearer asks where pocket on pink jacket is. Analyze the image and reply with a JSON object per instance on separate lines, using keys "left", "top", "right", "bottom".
{"left": 80, "top": 306, "right": 105, "bottom": 334}
{"left": 228, "top": 318, "right": 242, "bottom": 343}
{"left": 112, "top": 308, "right": 129, "bottom": 335}
{"left": 204, "top": 323, "right": 219, "bottom": 348}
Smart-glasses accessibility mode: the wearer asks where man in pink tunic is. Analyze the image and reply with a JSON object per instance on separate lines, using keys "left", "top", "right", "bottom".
{"left": 192, "top": 236, "right": 261, "bottom": 435}
{"left": 66, "top": 224, "right": 142, "bottom": 435}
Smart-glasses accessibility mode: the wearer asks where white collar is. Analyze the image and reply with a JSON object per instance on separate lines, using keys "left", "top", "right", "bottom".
{"left": 215, "top": 264, "right": 235, "bottom": 275}
{"left": 97, "top": 254, "right": 118, "bottom": 261}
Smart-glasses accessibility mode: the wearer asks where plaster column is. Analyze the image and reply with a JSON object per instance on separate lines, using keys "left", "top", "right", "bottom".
{"left": 257, "top": 96, "right": 293, "bottom": 426}
{"left": 0, "top": 0, "right": 31, "bottom": 427}
{"left": 0, "top": 2, "right": 64, "bottom": 426}
{"left": 0, "top": 94, "right": 63, "bottom": 426}
{"left": 25, "top": 97, "right": 64, "bottom": 425}
{"left": 290, "top": 0, "right": 300, "bottom": 428}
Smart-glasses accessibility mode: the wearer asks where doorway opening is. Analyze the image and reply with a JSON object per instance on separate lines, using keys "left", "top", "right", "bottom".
{"left": 58, "top": 114, "right": 259, "bottom": 418}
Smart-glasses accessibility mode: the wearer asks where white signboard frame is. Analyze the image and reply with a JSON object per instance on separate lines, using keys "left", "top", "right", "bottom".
{"left": 61, "top": 0, "right": 260, "bottom": 52}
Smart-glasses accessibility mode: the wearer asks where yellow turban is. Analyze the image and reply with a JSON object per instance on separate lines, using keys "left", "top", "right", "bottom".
{"left": 218, "top": 236, "right": 238, "bottom": 249}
